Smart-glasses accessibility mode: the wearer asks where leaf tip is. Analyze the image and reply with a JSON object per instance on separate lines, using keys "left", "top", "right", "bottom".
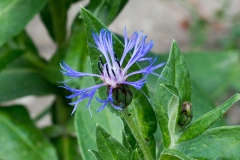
{"left": 171, "top": 39, "right": 178, "bottom": 47}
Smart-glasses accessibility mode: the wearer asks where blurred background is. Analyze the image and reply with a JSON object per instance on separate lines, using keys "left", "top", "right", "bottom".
{"left": 2, "top": 0, "right": 240, "bottom": 126}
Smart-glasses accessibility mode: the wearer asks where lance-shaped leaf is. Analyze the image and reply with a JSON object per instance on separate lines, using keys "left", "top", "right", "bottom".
{"left": 0, "top": 105, "right": 57, "bottom": 160}
{"left": 96, "top": 125, "right": 131, "bottom": 160}
{"left": 177, "top": 93, "right": 240, "bottom": 143}
{"left": 154, "top": 41, "right": 191, "bottom": 148}
{"left": 176, "top": 126, "right": 240, "bottom": 159}
{"left": 0, "top": 0, "right": 48, "bottom": 46}
{"left": 81, "top": 7, "right": 157, "bottom": 160}
{"left": 158, "top": 40, "right": 192, "bottom": 102}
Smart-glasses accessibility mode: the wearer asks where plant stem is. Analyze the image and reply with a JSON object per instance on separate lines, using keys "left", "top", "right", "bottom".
{"left": 34, "top": 105, "right": 52, "bottom": 122}
{"left": 121, "top": 110, "right": 154, "bottom": 160}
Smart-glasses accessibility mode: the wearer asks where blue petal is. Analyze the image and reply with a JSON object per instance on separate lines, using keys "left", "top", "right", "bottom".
{"left": 60, "top": 61, "right": 101, "bottom": 78}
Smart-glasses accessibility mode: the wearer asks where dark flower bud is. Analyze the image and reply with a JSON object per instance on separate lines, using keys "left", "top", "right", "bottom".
{"left": 178, "top": 102, "right": 193, "bottom": 127}
{"left": 111, "top": 84, "right": 133, "bottom": 109}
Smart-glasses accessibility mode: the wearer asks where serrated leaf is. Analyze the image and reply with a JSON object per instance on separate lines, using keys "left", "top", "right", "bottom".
{"left": 176, "top": 126, "right": 240, "bottom": 159}
{"left": 0, "top": 105, "right": 57, "bottom": 160}
{"left": 178, "top": 93, "right": 240, "bottom": 143}
{"left": 96, "top": 125, "right": 131, "bottom": 160}
{"left": 0, "top": 0, "right": 48, "bottom": 46}
{"left": 160, "top": 149, "right": 192, "bottom": 160}
{"left": 81, "top": 7, "right": 157, "bottom": 160}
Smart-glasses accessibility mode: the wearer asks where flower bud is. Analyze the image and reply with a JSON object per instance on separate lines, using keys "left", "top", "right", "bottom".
{"left": 178, "top": 102, "right": 193, "bottom": 127}
{"left": 111, "top": 84, "right": 133, "bottom": 109}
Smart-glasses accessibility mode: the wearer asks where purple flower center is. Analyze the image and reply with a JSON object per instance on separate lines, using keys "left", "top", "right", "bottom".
{"left": 98, "top": 54, "right": 125, "bottom": 88}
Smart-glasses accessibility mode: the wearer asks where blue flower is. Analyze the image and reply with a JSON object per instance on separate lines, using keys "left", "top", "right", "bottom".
{"left": 60, "top": 28, "right": 165, "bottom": 114}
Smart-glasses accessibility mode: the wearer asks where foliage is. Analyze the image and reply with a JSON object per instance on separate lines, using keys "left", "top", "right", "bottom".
{"left": 0, "top": 0, "right": 240, "bottom": 160}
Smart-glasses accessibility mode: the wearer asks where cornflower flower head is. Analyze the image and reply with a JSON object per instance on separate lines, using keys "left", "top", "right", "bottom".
{"left": 60, "top": 28, "right": 165, "bottom": 115}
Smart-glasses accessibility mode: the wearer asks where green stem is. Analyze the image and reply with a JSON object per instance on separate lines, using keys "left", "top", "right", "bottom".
{"left": 34, "top": 105, "right": 52, "bottom": 122}
{"left": 121, "top": 110, "right": 154, "bottom": 160}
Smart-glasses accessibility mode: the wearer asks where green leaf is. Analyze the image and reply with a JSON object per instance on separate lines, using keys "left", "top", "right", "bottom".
{"left": 154, "top": 84, "right": 180, "bottom": 148}
{"left": 96, "top": 125, "right": 131, "bottom": 160}
{"left": 178, "top": 93, "right": 240, "bottom": 143}
{"left": 157, "top": 40, "right": 192, "bottom": 103}
{"left": 231, "top": 63, "right": 240, "bottom": 92}
{"left": 89, "top": 150, "right": 103, "bottom": 160}
{"left": 0, "top": 30, "right": 42, "bottom": 71}
{"left": 81, "top": 7, "right": 157, "bottom": 160}
{"left": 85, "top": 0, "right": 128, "bottom": 26}
{"left": 0, "top": 105, "right": 57, "bottom": 160}
{"left": 191, "top": 82, "right": 225, "bottom": 127}
{"left": 160, "top": 149, "right": 192, "bottom": 160}
{"left": 0, "top": 56, "right": 56, "bottom": 102}
{"left": 40, "top": 0, "right": 72, "bottom": 46}
{"left": 176, "top": 126, "right": 240, "bottom": 159}
{"left": 184, "top": 51, "right": 239, "bottom": 98}
{"left": 131, "top": 149, "right": 142, "bottom": 160}
{"left": 0, "top": 49, "right": 24, "bottom": 71}
{"left": 0, "top": 0, "right": 48, "bottom": 46}
{"left": 154, "top": 41, "right": 192, "bottom": 148}
{"left": 0, "top": 30, "right": 45, "bottom": 69}
{"left": 5, "top": 30, "right": 39, "bottom": 55}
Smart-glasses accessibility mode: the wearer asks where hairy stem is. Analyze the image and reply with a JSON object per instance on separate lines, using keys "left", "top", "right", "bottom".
{"left": 121, "top": 110, "right": 154, "bottom": 160}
